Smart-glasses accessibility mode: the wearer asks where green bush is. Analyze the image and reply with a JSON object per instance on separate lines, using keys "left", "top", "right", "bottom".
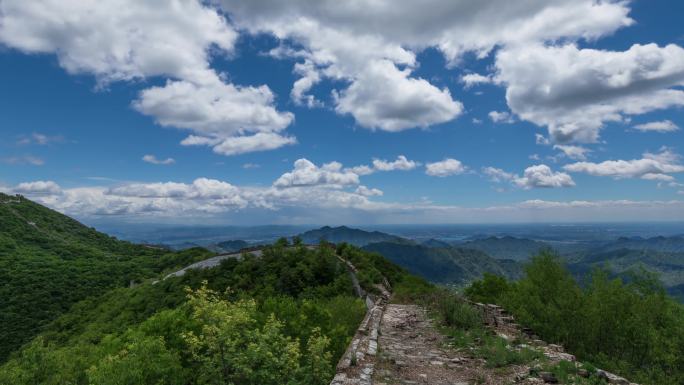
{"left": 434, "top": 291, "right": 483, "bottom": 330}
{"left": 0, "top": 242, "right": 417, "bottom": 385}
{"left": 464, "top": 273, "right": 510, "bottom": 304}
{"left": 464, "top": 251, "right": 684, "bottom": 385}
{"left": 478, "top": 336, "right": 542, "bottom": 368}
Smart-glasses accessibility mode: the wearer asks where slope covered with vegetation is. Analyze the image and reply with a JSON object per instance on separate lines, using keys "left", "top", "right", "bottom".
{"left": 564, "top": 248, "right": 684, "bottom": 301}
{"left": 459, "top": 236, "right": 551, "bottom": 261}
{"left": 0, "top": 193, "right": 215, "bottom": 361}
{"left": 363, "top": 241, "right": 522, "bottom": 285}
{"left": 465, "top": 252, "right": 684, "bottom": 385}
{"left": 0, "top": 196, "right": 427, "bottom": 385}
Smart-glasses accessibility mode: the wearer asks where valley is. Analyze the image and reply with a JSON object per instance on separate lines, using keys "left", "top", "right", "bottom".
{"left": 2, "top": 195, "right": 684, "bottom": 385}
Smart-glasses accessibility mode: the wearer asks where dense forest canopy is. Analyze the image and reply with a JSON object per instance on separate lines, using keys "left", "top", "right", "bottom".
{"left": 0, "top": 235, "right": 424, "bottom": 384}
{"left": 0, "top": 193, "right": 424, "bottom": 384}
{"left": 0, "top": 193, "right": 223, "bottom": 361}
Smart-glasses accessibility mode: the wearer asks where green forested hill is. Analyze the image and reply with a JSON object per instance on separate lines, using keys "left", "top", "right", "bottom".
{"left": 298, "top": 225, "right": 410, "bottom": 246}
{"left": 599, "top": 236, "right": 684, "bottom": 253}
{"left": 0, "top": 193, "right": 213, "bottom": 361}
{"left": 362, "top": 241, "right": 522, "bottom": 285}
{"left": 0, "top": 239, "right": 423, "bottom": 384}
{"left": 0, "top": 194, "right": 428, "bottom": 384}
{"left": 459, "top": 236, "right": 551, "bottom": 261}
{"left": 566, "top": 248, "right": 684, "bottom": 300}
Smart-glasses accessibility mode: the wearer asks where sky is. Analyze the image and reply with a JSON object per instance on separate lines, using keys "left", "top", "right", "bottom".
{"left": 1, "top": 0, "right": 684, "bottom": 225}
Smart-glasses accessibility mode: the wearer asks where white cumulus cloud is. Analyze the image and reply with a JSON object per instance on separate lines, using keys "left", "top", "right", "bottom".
{"left": 514, "top": 165, "right": 575, "bottom": 189}
{"left": 0, "top": 0, "right": 296, "bottom": 156}
{"left": 273, "top": 159, "right": 360, "bottom": 188}
{"left": 334, "top": 61, "right": 463, "bottom": 131}
{"left": 134, "top": 76, "right": 295, "bottom": 155}
{"left": 372, "top": 155, "right": 419, "bottom": 172}
{"left": 488, "top": 111, "right": 515, "bottom": 124}
{"left": 564, "top": 147, "right": 684, "bottom": 180}
{"left": 482, "top": 167, "right": 517, "bottom": 183}
{"left": 0, "top": 0, "right": 236, "bottom": 84}
{"left": 553, "top": 145, "right": 591, "bottom": 161}
{"left": 633, "top": 120, "right": 680, "bottom": 133}
{"left": 216, "top": 0, "right": 630, "bottom": 132}
{"left": 425, "top": 159, "right": 466, "bottom": 177}
{"left": 346, "top": 155, "right": 420, "bottom": 176}
{"left": 461, "top": 73, "right": 494, "bottom": 89}
{"left": 14, "top": 181, "right": 62, "bottom": 195}
{"left": 484, "top": 165, "right": 574, "bottom": 189}
{"left": 142, "top": 155, "right": 175, "bottom": 165}
{"left": 496, "top": 43, "right": 684, "bottom": 143}
{"left": 355, "top": 185, "right": 384, "bottom": 197}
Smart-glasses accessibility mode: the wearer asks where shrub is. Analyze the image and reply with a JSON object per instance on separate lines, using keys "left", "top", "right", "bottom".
{"left": 465, "top": 251, "right": 684, "bottom": 385}
{"left": 478, "top": 336, "right": 542, "bottom": 368}
{"left": 434, "top": 290, "right": 483, "bottom": 331}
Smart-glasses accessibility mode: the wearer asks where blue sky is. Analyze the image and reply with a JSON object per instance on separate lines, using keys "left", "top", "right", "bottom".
{"left": 1, "top": 0, "right": 684, "bottom": 224}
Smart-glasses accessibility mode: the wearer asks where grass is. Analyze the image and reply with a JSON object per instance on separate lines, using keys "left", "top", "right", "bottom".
{"left": 421, "top": 289, "right": 614, "bottom": 385}
{"left": 435, "top": 293, "right": 483, "bottom": 330}
{"left": 390, "top": 275, "right": 436, "bottom": 304}
{"left": 539, "top": 361, "right": 607, "bottom": 385}
{"left": 477, "top": 336, "right": 544, "bottom": 368}
{"left": 427, "top": 289, "right": 545, "bottom": 369}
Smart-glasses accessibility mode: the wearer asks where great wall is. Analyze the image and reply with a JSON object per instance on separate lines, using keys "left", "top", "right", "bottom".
{"left": 330, "top": 260, "right": 638, "bottom": 385}
{"left": 160, "top": 244, "right": 638, "bottom": 385}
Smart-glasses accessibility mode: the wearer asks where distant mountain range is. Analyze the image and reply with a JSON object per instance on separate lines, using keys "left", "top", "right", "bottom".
{"left": 420, "top": 238, "right": 452, "bottom": 248}
{"left": 456, "top": 236, "right": 551, "bottom": 261}
{"left": 594, "top": 236, "right": 684, "bottom": 253}
{"left": 293, "top": 226, "right": 521, "bottom": 285}
{"left": 362, "top": 242, "right": 522, "bottom": 285}
{"left": 161, "top": 224, "right": 684, "bottom": 299}
{"left": 208, "top": 240, "right": 250, "bottom": 253}
{"left": 293, "top": 226, "right": 684, "bottom": 298}
{"left": 297, "top": 225, "right": 409, "bottom": 246}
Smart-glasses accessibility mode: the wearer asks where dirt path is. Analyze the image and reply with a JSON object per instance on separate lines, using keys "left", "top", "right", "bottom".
{"left": 373, "top": 304, "right": 474, "bottom": 385}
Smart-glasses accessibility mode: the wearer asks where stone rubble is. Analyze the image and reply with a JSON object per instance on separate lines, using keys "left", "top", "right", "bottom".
{"left": 471, "top": 302, "right": 639, "bottom": 385}
{"left": 329, "top": 262, "right": 639, "bottom": 385}
{"left": 373, "top": 304, "right": 474, "bottom": 385}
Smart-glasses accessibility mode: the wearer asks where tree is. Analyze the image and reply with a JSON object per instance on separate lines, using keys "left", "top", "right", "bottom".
{"left": 182, "top": 283, "right": 301, "bottom": 385}
{"left": 275, "top": 237, "right": 290, "bottom": 248}
{"left": 464, "top": 273, "right": 510, "bottom": 304}
{"left": 502, "top": 251, "right": 584, "bottom": 346}
{"left": 0, "top": 337, "right": 59, "bottom": 385}
{"left": 86, "top": 334, "right": 183, "bottom": 385}
{"left": 300, "top": 328, "right": 333, "bottom": 385}
{"left": 292, "top": 236, "right": 304, "bottom": 247}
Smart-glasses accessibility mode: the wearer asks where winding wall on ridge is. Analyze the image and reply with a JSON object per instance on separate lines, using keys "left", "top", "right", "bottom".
{"left": 329, "top": 256, "right": 391, "bottom": 385}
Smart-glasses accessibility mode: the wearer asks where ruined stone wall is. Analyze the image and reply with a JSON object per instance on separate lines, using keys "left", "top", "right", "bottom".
{"left": 472, "top": 302, "right": 638, "bottom": 385}
{"left": 329, "top": 257, "right": 391, "bottom": 385}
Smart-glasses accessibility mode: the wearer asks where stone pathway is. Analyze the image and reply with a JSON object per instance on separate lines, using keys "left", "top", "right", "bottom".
{"left": 163, "top": 245, "right": 319, "bottom": 279}
{"left": 164, "top": 250, "right": 262, "bottom": 279}
{"left": 373, "top": 304, "right": 474, "bottom": 385}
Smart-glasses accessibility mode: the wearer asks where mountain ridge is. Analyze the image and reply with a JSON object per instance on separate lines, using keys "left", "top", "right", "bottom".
{"left": 0, "top": 192, "right": 212, "bottom": 361}
{"left": 297, "top": 225, "right": 410, "bottom": 247}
